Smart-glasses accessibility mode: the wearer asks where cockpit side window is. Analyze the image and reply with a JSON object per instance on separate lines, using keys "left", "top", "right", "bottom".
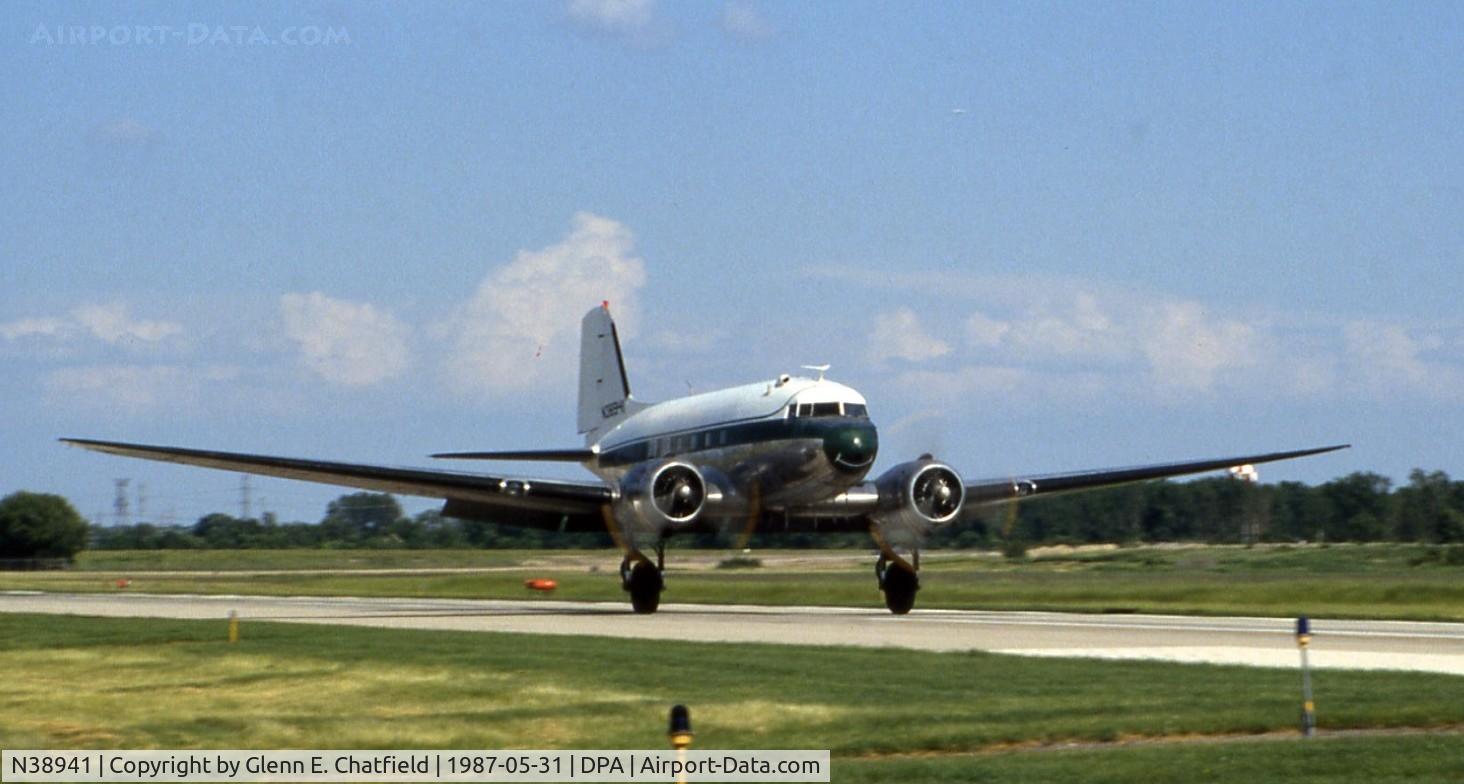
{"left": 844, "top": 403, "right": 868, "bottom": 418}
{"left": 797, "top": 403, "right": 814, "bottom": 418}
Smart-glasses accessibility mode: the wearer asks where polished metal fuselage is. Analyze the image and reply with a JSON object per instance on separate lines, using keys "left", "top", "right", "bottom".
{"left": 587, "top": 376, "right": 878, "bottom": 510}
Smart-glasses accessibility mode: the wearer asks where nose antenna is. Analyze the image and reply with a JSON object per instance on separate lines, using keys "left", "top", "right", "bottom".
{"left": 801, "top": 364, "right": 830, "bottom": 382}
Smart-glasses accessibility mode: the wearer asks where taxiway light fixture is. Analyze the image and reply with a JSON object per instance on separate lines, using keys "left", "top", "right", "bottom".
{"left": 668, "top": 705, "right": 693, "bottom": 750}
{"left": 1296, "top": 616, "right": 1316, "bottom": 737}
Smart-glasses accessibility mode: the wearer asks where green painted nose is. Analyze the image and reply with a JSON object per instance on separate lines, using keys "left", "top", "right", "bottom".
{"left": 824, "top": 424, "right": 878, "bottom": 472}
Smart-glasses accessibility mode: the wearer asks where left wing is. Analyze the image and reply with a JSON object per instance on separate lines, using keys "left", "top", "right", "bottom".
{"left": 61, "top": 438, "right": 613, "bottom": 531}
{"left": 964, "top": 444, "right": 1349, "bottom": 506}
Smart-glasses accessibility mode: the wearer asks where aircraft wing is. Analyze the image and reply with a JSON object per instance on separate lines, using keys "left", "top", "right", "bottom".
{"left": 963, "top": 444, "right": 1349, "bottom": 506}
{"left": 61, "top": 438, "right": 613, "bottom": 529}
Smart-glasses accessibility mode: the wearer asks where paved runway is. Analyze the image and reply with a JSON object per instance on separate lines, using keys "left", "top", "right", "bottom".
{"left": 4, "top": 591, "right": 1463, "bottom": 675}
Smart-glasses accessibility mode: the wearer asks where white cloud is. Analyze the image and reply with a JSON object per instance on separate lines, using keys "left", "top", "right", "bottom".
{"left": 869, "top": 308, "right": 951, "bottom": 363}
{"left": 1006, "top": 292, "right": 1129, "bottom": 360}
{"left": 1343, "top": 321, "right": 1463, "bottom": 401}
{"left": 719, "top": 2, "right": 774, "bottom": 41}
{"left": 949, "top": 289, "right": 1264, "bottom": 392}
{"left": 1137, "top": 301, "right": 1260, "bottom": 391}
{"left": 279, "top": 293, "right": 411, "bottom": 386}
{"left": 44, "top": 364, "right": 240, "bottom": 412}
{"left": 567, "top": 0, "right": 656, "bottom": 34}
{"left": 72, "top": 303, "right": 183, "bottom": 345}
{"left": 1, "top": 303, "right": 182, "bottom": 347}
{"left": 848, "top": 275, "right": 1337, "bottom": 399}
{"left": 963, "top": 311, "right": 1010, "bottom": 348}
{"left": 1, "top": 317, "right": 68, "bottom": 340}
{"left": 441, "top": 212, "right": 647, "bottom": 394}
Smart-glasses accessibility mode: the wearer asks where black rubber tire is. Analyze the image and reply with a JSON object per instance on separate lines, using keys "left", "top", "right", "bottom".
{"left": 881, "top": 563, "right": 919, "bottom": 615}
{"left": 627, "top": 562, "right": 664, "bottom": 614}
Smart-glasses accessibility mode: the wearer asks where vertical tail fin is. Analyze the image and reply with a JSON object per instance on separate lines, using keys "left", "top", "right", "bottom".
{"left": 578, "top": 303, "right": 645, "bottom": 440}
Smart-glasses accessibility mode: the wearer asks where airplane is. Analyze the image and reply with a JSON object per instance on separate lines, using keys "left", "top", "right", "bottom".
{"left": 64, "top": 302, "right": 1347, "bottom": 615}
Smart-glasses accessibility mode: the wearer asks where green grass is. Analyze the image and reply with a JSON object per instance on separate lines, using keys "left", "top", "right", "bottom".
{"left": 2, "top": 614, "right": 1461, "bottom": 782}
{"left": 839, "top": 735, "right": 1464, "bottom": 783}
{"left": 7, "top": 544, "right": 1464, "bottom": 621}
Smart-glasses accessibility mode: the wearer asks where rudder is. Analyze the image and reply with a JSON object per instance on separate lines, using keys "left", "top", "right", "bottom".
{"left": 578, "top": 303, "right": 643, "bottom": 438}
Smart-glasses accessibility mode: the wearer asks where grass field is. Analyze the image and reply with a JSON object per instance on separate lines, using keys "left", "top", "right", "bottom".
{"left": 1, "top": 614, "right": 1461, "bottom": 783}
{"left": 4, "top": 543, "right": 1464, "bottom": 621}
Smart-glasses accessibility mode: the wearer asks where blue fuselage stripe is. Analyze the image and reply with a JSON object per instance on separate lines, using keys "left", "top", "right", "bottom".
{"left": 598, "top": 416, "right": 870, "bottom": 468}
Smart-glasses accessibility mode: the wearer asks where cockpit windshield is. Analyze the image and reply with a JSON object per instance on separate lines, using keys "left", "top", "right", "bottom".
{"left": 789, "top": 401, "right": 870, "bottom": 418}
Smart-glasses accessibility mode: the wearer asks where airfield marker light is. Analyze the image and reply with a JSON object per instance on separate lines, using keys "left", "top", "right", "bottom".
{"left": 1296, "top": 616, "right": 1315, "bottom": 737}
{"left": 668, "top": 705, "right": 692, "bottom": 784}
{"left": 228, "top": 610, "right": 239, "bottom": 644}
{"left": 668, "top": 704, "right": 693, "bottom": 749}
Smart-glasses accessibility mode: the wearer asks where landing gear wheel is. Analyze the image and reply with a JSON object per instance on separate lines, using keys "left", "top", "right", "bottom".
{"left": 878, "top": 561, "right": 919, "bottom": 615}
{"left": 625, "top": 561, "right": 664, "bottom": 614}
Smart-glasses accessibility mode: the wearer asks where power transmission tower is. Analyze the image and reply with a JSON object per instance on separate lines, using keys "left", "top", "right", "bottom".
{"left": 240, "top": 475, "right": 253, "bottom": 520}
{"left": 113, "top": 479, "right": 131, "bottom": 526}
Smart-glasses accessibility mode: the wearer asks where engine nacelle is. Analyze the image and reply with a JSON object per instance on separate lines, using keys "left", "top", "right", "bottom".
{"left": 869, "top": 457, "right": 965, "bottom": 546}
{"left": 614, "top": 460, "right": 716, "bottom": 533}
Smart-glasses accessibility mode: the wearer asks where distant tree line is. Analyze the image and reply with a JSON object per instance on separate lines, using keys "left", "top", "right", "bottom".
{"left": 928, "top": 469, "right": 1464, "bottom": 549}
{"left": 5, "top": 469, "right": 1464, "bottom": 561}
{"left": 89, "top": 492, "right": 613, "bottom": 551}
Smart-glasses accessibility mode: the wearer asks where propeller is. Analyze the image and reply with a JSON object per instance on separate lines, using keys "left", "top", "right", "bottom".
{"left": 702, "top": 472, "right": 764, "bottom": 552}
{"left": 732, "top": 482, "right": 763, "bottom": 551}
{"left": 653, "top": 467, "right": 705, "bottom": 521}
{"left": 913, "top": 468, "right": 961, "bottom": 520}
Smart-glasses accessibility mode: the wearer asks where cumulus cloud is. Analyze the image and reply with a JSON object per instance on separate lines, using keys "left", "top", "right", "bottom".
{"left": 1, "top": 303, "right": 182, "bottom": 347}
{"left": 279, "top": 293, "right": 412, "bottom": 386}
{"left": 44, "top": 364, "right": 240, "bottom": 412}
{"left": 567, "top": 0, "right": 657, "bottom": 36}
{"left": 948, "top": 289, "right": 1265, "bottom": 392}
{"left": 719, "top": 1, "right": 774, "bottom": 41}
{"left": 1, "top": 317, "right": 68, "bottom": 340}
{"left": 72, "top": 303, "right": 183, "bottom": 345}
{"left": 1008, "top": 293, "right": 1130, "bottom": 360}
{"left": 963, "top": 311, "right": 1010, "bottom": 348}
{"left": 441, "top": 212, "right": 647, "bottom": 394}
{"left": 1137, "top": 302, "right": 1260, "bottom": 391}
{"left": 869, "top": 308, "right": 952, "bottom": 364}
{"left": 1343, "top": 321, "right": 1463, "bottom": 401}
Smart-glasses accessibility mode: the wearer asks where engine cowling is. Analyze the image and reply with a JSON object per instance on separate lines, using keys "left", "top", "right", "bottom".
{"left": 869, "top": 458, "right": 965, "bottom": 546}
{"left": 615, "top": 460, "right": 713, "bottom": 532}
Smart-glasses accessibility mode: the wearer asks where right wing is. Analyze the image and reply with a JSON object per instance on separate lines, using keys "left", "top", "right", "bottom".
{"left": 61, "top": 438, "right": 613, "bottom": 531}
{"left": 964, "top": 444, "right": 1349, "bottom": 506}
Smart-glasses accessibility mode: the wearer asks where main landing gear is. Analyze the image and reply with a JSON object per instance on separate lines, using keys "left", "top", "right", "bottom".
{"left": 871, "top": 523, "right": 920, "bottom": 614}
{"left": 621, "top": 543, "right": 665, "bottom": 614}
{"left": 875, "top": 553, "right": 920, "bottom": 614}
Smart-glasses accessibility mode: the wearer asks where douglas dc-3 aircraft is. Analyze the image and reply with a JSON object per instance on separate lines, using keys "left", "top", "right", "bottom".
{"left": 66, "top": 303, "right": 1347, "bottom": 614}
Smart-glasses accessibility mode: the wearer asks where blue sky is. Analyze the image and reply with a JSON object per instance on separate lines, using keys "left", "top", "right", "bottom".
{"left": 3, "top": 1, "right": 1460, "bottom": 526}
